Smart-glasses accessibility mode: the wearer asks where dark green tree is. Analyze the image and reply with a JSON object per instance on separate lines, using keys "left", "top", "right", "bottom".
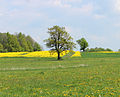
{"left": 0, "top": 43, "right": 3, "bottom": 52}
{"left": 26, "top": 35, "right": 35, "bottom": 47}
{"left": 106, "top": 48, "right": 112, "bottom": 51}
{"left": 34, "top": 42, "right": 42, "bottom": 51}
{"left": 27, "top": 41, "right": 33, "bottom": 51}
{"left": 26, "top": 35, "right": 35, "bottom": 51}
{"left": 17, "top": 32, "right": 30, "bottom": 51}
{"left": 44, "top": 25, "right": 75, "bottom": 60}
{"left": 0, "top": 32, "right": 42, "bottom": 52}
{"left": 0, "top": 33, "right": 8, "bottom": 50}
{"left": 6, "top": 32, "right": 21, "bottom": 52}
{"left": 77, "top": 38, "right": 88, "bottom": 52}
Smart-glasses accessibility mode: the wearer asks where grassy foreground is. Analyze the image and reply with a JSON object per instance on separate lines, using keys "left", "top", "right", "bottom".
{"left": 0, "top": 53, "right": 120, "bottom": 97}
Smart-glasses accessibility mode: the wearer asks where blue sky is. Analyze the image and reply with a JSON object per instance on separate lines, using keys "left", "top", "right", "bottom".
{"left": 0, "top": 0, "right": 120, "bottom": 51}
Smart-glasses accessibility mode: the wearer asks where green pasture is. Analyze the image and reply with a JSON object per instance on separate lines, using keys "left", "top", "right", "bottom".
{"left": 0, "top": 53, "right": 120, "bottom": 97}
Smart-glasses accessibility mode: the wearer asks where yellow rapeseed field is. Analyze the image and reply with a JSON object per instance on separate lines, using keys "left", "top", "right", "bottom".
{"left": 0, "top": 50, "right": 81, "bottom": 57}
{"left": 97, "top": 51, "right": 116, "bottom": 53}
{"left": 0, "top": 52, "right": 27, "bottom": 57}
{"left": 71, "top": 51, "right": 81, "bottom": 57}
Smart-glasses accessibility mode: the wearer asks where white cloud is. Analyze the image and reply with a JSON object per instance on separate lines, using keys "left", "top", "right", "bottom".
{"left": 0, "top": 0, "right": 93, "bottom": 16}
{"left": 65, "top": 0, "right": 82, "bottom": 3}
{"left": 53, "top": 1, "right": 94, "bottom": 15}
{"left": 94, "top": 14, "right": 106, "bottom": 19}
{"left": 88, "top": 34, "right": 108, "bottom": 48}
{"left": 53, "top": 0, "right": 71, "bottom": 8}
{"left": 89, "top": 35, "right": 106, "bottom": 42}
{"left": 115, "top": 32, "right": 120, "bottom": 40}
{"left": 114, "top": 0, "right": 120, "bottom": 12}
{"left": 74, "top": 3, "right": 93, "bottom": 14}
{"left": 21, "top": 0, "right": 93, "bottom": 15}
{"left": 114, "top": 23, "right": 120, "bottom": 27}
{"left": 53, "top": 0, "right": 93, "bottom": 15}
{"left": 65, "top": 26, "right": 88, "bottom": 40}
{"left": 11, "top": 0, "right": 28, "bottom": 6}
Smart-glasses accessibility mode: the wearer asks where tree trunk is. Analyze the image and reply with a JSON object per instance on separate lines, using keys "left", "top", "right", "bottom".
{"left": 57, "top": 51, "right": 61, "bottom": 60}
{"left": 83, "top": 48, "right": 85, "bottom": 52}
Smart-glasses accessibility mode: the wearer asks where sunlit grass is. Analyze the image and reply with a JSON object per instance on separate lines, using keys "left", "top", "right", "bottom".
{"left": 0, "top": 53, "right": 120, "bottom": 97}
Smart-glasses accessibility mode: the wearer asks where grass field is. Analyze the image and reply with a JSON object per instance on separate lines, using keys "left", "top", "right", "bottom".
{"left": 0, "top": 53, "right": 120, "bottom": 97}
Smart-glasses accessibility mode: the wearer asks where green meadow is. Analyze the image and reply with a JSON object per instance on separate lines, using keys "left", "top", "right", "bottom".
{"left": 0, "top": 53, "right": 120, "bottom": 97}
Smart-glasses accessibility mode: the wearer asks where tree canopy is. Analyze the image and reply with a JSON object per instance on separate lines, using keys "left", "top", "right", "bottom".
{"left": 0, "top": 32, "right": 42, "bottom": 52}
{"left": 44, "top": 25, "right": 75, "bottom": 60}
{"left": 6, "top": 32, "right": 21, "bottom": 52}
{"left": 77, "top": 38, "right": 88, "bottom": 52}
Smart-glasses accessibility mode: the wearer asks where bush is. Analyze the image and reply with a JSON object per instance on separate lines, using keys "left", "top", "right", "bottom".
{"left": 85, "top": 47, "right": 113, "bottom": 52}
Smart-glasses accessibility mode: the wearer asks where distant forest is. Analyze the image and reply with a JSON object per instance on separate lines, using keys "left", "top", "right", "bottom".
{"left": 0, "top": 32, "right": 42, "bottom": 52}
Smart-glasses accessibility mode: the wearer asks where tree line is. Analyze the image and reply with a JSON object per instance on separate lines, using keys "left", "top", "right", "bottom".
{"left": 0, "top": 32, "right": 42, "bottom": 52}
{"left": 85, "top": 47, "right": 112, "bottom": 52}
{"left": 0, "top": 26, "right": 116, "bottom": 60}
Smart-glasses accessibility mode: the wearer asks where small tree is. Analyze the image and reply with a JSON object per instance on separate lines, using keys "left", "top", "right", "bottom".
{"left": 77, "top": 38, "right": 88, "bottom": 52}
{"left": 44, "top": 25, "right": 75, "bottom": 60}
{"left": 106, "top": 48, "right": 112, "bottom": 51}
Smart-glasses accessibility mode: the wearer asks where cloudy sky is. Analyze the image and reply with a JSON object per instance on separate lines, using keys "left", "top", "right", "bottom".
{"left": 0, "top": 0, "right": 120, "bottom": 51}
